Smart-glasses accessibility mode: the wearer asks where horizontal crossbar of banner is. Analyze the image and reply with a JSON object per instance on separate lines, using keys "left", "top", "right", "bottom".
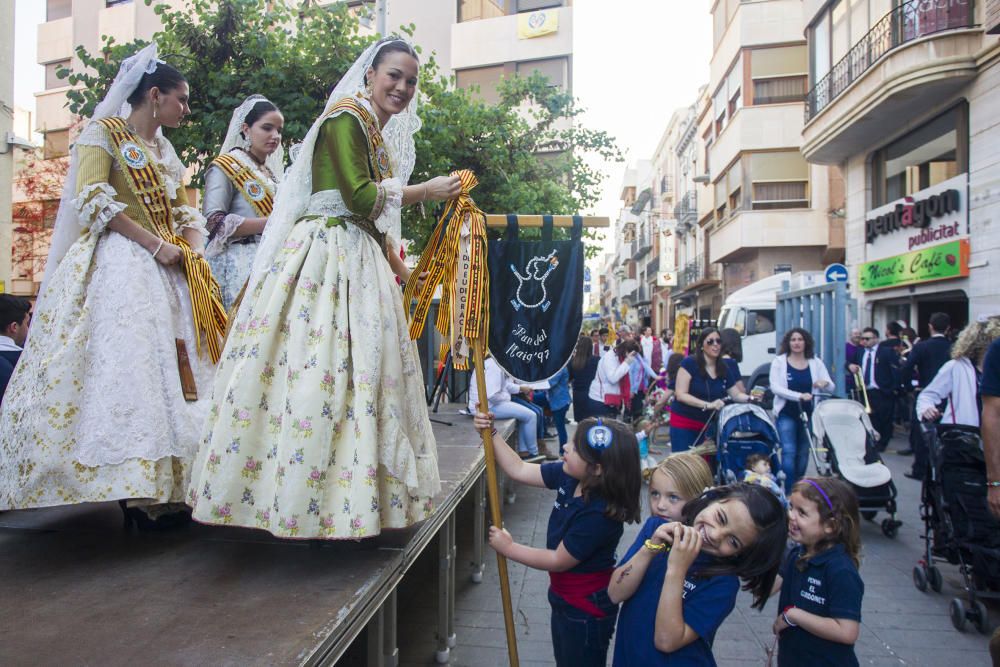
{"left": 484, "top": 214, "right": 610, "bottom": 228}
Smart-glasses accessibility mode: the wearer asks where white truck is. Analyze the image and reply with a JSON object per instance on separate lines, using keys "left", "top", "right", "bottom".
{"left": 717, "top": 271, "right": 824, "bottom": 391}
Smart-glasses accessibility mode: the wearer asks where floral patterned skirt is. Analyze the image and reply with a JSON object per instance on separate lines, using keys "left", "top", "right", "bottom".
{"left": 187, "top": 217, "right": 440, "bottom": 539}
{"left": 0, "top": 231, "right": 215, "bottom": 509}
{"left": 208, "top": 238, "right": 258, "bottom": 312}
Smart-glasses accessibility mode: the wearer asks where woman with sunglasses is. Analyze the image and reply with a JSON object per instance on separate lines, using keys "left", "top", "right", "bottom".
{"left": 670, "top": 327, "right": 752, "bottom": 453}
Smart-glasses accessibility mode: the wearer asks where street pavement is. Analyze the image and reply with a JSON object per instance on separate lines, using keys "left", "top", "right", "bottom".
{"left": 394, "top": 426, "right": 996, "bottom": 666}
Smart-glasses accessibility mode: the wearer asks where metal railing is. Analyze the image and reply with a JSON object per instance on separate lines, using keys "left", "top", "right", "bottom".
{"left": 805, "top": 0, "right": 976, "bottom": 122}
{"left": 673, "top": 190, "right": 697, "bottom": 225}
{"left": 676, "top": 253, "right": 713, "bottom": 290}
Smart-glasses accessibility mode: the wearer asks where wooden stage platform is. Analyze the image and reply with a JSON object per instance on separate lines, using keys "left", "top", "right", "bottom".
{"left": 0, "top": 406, "right": 509, "bottom": 666}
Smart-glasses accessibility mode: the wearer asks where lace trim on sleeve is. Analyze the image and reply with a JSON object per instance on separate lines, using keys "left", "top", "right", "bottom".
{"left": 173, "top": 205, "right": 208, "bottom": 236}
{"left": 372, "top": 177, "right": 403, "bottom": 235}
{"left": 71, "top": 182, "right": 127, "bottom": 236}
{"left": 204, "top": 213, "right": 247, "bottom": 258}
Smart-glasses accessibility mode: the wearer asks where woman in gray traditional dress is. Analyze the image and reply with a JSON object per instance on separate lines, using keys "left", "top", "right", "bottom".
{"left": 204, "top": 95, "right": 284, "bottom": 310}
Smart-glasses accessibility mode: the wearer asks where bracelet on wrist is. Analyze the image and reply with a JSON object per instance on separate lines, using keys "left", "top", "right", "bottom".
{"left": 151, "top": 238, "right": 164, "bottom": 259}
{"left": 782, "top": 606, "right": 797, "bottom": 627}
{"left": 643, "top": 539, "right": 668, "bottom": 553}
{"left": 988, "top": 480, "right": 1000, "bottom": 488}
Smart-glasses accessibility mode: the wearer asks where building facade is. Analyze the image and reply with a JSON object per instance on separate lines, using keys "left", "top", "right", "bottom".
{"left": 1, "top": 0, "right": 15, "bottom": 294}
{"left": 705, "top": 0, "right": 842, "bottom": 312}
{"left": 802, "top": 0, "right": 998, "bottom": 333}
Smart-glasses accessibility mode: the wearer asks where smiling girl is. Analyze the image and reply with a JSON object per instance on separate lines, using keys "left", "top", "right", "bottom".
{"left": 611, "top": 483, "right": 787, "bottom": 666}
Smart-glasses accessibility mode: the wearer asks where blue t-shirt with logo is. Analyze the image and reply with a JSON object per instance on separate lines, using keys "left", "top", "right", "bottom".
{"left": 540, "top": 462, "right": 623, "bottom": 574}
{"left": 612, "top": 516, "right": 740, "bottom": 666}
{"left": 777, "top": 543, "right": 863, "bottom": 667}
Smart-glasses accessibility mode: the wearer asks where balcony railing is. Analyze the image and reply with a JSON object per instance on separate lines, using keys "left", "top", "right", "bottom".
{"left": 805, "top": 0, "right": 976, "bottom": 122}
{"left": 676, "top": 253, "right": 720, "bottom": 291}
{"left": 673, "top": 190, "right": 697, "bottom": 226}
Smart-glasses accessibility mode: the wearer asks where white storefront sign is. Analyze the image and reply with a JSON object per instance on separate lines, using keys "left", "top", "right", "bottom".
{"left": 865, "top": 174, "right": 968, "bottom": 261}
{"left": 657, "top": 228, "right": 677, "bottom": 286}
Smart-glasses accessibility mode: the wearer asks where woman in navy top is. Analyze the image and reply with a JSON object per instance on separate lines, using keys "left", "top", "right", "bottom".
{"left": 775, "top": 477, "right": 863, "bottom": 667}
{"left": 767, "top": 328, "right": 833, "bottom": 491}
{"left": 474, "top": 412, "right": 642, "bottom": 667}
{"left": 671, "top": 328, "right": 752, "bottom": 452}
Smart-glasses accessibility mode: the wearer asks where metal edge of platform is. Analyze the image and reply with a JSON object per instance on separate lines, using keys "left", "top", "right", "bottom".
{"left": 302, "top": 417, "right": 514, "bottom": 666}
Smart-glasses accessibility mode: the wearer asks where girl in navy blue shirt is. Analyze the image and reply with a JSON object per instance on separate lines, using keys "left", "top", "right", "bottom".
{"left": 473, "top": 412, "right": 642, "bottom": 667}
{"left": 609, "top": 483, "right": 788, "bottom": 666}
{"left": 774, "top": 477, "right": 863, "bottom": 667}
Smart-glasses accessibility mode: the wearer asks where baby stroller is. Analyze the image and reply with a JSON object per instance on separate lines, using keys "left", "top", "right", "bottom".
{"left": 913, "top": 423, "right": 1000, "bottom": 633}
{"left": 715, "top": 403, "right": 783, "bottom": 487}
{"left": 808, "top": 398, "right": 902, "bottom": 538}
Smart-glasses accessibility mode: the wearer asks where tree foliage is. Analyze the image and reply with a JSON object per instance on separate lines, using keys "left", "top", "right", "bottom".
{"left": 63, "top": 0, "right": 620, "bottom": 253}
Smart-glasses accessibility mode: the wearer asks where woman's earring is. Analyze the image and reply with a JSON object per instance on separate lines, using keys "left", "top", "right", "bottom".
{"left": 365, "top": 80, "right": 374, "bottom": 98}
{"left": 152, "top": 101, "right": 158, "bottom": 120}
{"left": 239, "top": 132, "right": 250, "bottom": 150}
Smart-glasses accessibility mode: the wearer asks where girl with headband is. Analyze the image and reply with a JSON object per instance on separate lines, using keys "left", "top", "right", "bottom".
{"left": 473, "top": 413, "right": 641, "bottom": 666}
{"left": 774, "top": 476, "right": 864, "bottom": 666}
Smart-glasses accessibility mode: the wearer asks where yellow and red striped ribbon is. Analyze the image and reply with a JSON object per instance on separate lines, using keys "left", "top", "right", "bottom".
{"left": 403, "top": 169, "right": 489, "bottom": 370}
{"left": 210, "top": 154, "right": 274, "bottom": 217}
{"left": 96, "top": 117, "right": 227, "bottom": 363}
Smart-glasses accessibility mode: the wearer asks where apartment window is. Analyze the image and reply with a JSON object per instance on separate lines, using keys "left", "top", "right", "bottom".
{"left": 106, "top": 0, "right": 133, "bottom": 6}
{"left": 713, "top": 53, "right": 742, "bottom": 136}
{"left": 456, "top": 65, "right": 506, "bottom": 105}
{"left": 749, "top": 151, "right": 810, "bottom": 209}
{"left": 871, "top": 105, "right": 967, "bottom": 206}
{"left": 43, "top": 130, "right": 69, "bottom": 159}
{"left": 751, "top": 45, "right": 807, "bottom": 105}
{"left": 44, "top": 60, "right": 70, "bottom": 90}
{"left": 516, "top": 0, "right": 561, "bottom": 11}
{"left": 516, "top": 57, "right": 566, "bottom": 89}
{"left": 46, "top": 0, "right": 71, "bottom": 21}
{"left": 459, "top": 0, "right": 505, "bottom": 22}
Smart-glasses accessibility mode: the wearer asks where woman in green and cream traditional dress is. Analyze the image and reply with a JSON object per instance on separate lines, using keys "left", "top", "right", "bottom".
{"left": 187, "top": 38, "right": 460, "bottom": 539}
{"left": 0, "top": 44, "right": 226, "bottom": 519}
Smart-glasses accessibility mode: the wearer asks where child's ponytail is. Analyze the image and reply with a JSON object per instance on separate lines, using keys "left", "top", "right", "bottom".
{"left": 681, "top": 483, "right": 787, "bottom": 610}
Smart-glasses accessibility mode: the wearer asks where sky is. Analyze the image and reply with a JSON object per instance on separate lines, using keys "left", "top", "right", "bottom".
{"left": 10, "top": 0, "right": 712, "bottom": 226}
{"left": 572, "top": 0, "right": 712, "bottom": 254}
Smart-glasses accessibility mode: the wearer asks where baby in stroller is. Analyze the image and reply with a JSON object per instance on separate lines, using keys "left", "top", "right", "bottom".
{"left": 741, "top": 453, "right": 787, "bottom": 507}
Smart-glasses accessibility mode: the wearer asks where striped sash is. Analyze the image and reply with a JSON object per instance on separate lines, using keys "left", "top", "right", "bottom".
{"left": 96, "top": 117, "right": 227, "bottom": 363}
{"left": 325, "top": 96, "right": 393, "bottom": 182}
{"left": 210, "top": 153, "right": 274, "bottom": 217}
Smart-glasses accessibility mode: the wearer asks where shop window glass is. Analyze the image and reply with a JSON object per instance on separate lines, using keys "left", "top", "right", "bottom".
{"left": 875, "top": 106, "right": 965, "bottom": 205}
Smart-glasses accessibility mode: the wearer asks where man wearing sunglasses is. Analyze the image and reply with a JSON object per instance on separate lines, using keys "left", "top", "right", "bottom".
{"left": 848, "top": 327, "right": 901, "bottom": 452}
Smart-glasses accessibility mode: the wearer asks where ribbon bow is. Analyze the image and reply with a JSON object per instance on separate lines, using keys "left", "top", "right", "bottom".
{"left": 403, "top": 169, "right": 489, "bottom": 370}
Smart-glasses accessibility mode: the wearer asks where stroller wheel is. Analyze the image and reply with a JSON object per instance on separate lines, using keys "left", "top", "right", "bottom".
{"left": 913, "top": 566, "right": 928, "bottom": 592}
{"left": 971, "top": 600, "right": 989, "bottom": 635}
{"left": 950, "top": 598, "right": 968, "bottom": 632}
{"left": 927, "top": 566, "right": 943, "bottom": 593}
{"left": 881, "top": 518, "right": 899, "bottom": 539}
{"left": 861, "top": 510, "right": 877, "bottom": 522}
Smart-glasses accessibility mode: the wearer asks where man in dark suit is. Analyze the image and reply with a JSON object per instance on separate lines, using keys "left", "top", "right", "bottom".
{"left": 0, "top": 295, "right": 31, "bottom": 403}
{"left": 900, "top": 312, "right": 953, "bottom": 477}
{"left": 848, "top": 326, "right": 901, "bottom": 452}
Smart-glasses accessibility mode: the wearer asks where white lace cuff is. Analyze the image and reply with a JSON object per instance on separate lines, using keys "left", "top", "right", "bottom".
{"left": 72, "top": 183, "right": 127, "bottom": 235}
{"left": 373, "top": 177, "right": 403, "bottom": 234}
{"left": 173, "top": 205, "right": 208, "bottom": 237}
{"left": 204, "top": 213, "right": 247, "bottom": 258}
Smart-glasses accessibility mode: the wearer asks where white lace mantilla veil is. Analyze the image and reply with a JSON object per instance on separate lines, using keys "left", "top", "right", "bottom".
{"left": 37, "top": 42, "right": 167, "bottom": 312}
{"left": 219, "top": 94, "right": 286, "bottom": 179}
{"left": 247, "top": 37, "right": 421, "bottom": 289}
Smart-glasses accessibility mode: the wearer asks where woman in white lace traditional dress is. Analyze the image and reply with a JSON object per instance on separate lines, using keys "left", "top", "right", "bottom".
{"left": 0, "top": 45, "right": 225, "bottom": 524}
{"left": 187, "top": 38, "right": 460, "bottom": 539}
{"left": 204, "top": 96, "right": 284, "bottom": 310}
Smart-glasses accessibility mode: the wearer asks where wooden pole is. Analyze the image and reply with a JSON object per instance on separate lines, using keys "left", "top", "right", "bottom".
{"left": 471, "top": 338, "right": 520, "bottom": 667}
{"left": 484, "top": 214, "right": 610, "bottom": 228}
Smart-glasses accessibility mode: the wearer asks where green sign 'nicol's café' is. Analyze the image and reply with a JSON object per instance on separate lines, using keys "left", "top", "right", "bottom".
{"left": 858, "top": 238, "right": 969, "bottom": 292}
